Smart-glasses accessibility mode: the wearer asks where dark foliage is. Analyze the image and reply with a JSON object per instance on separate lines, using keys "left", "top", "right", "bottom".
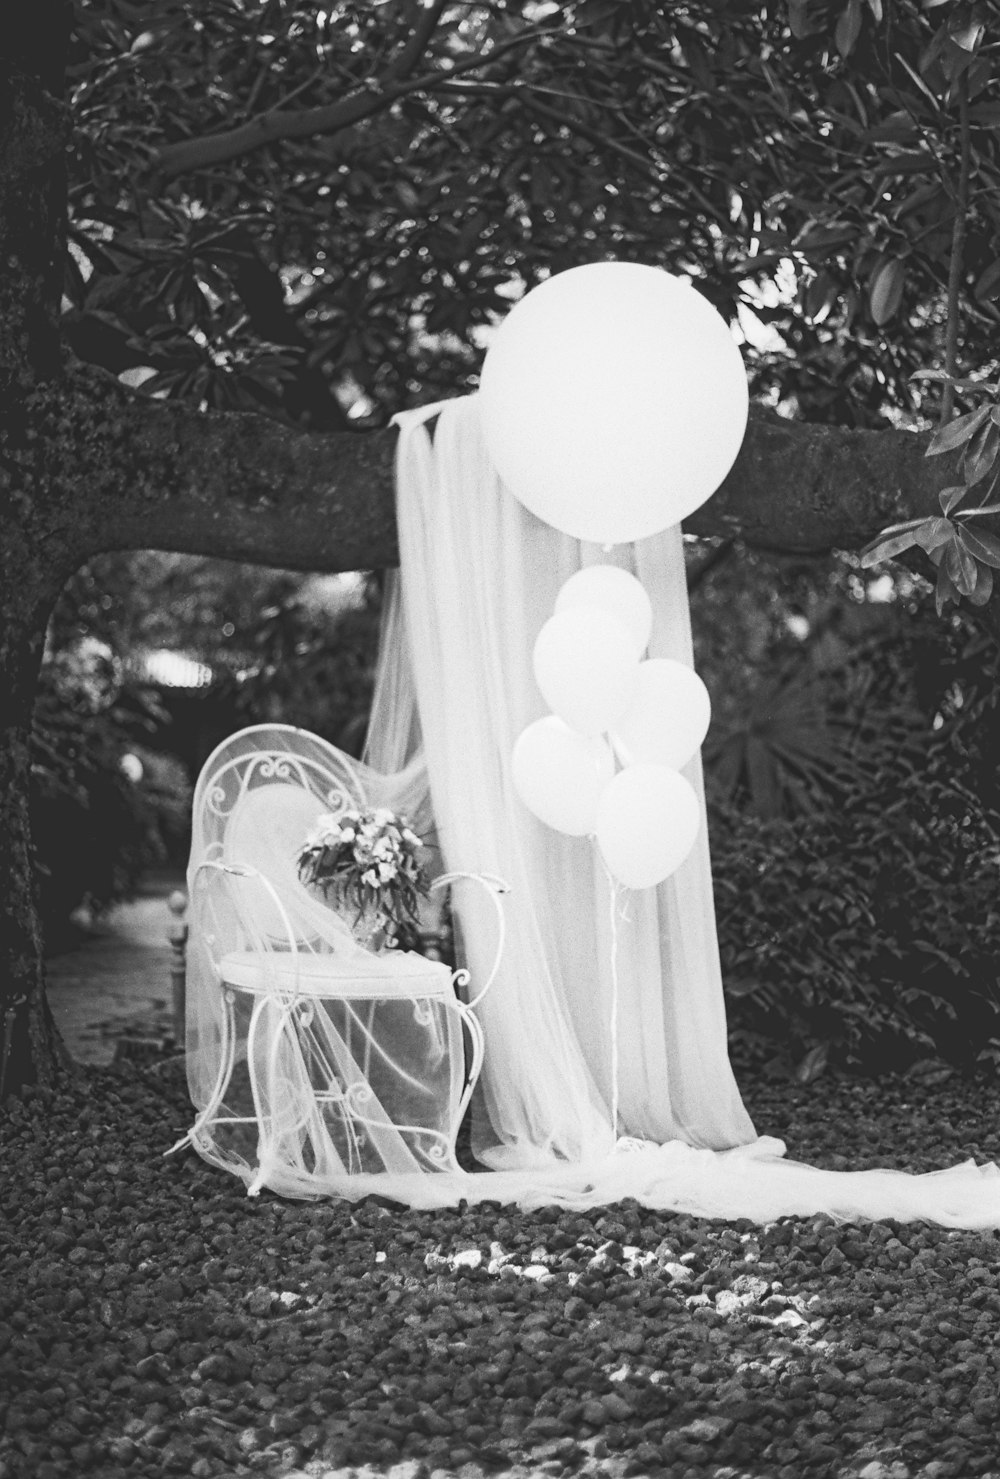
{"left": 227, "top": 573, "right": 383, "bottom": 757}
{"left": 713, "top": 597, "right": 1000, "bottom": 1077}
{"left": 66, "top": 2, "right": 1000, "bottom": 433}
{"left": 29, "top": 656, "right": 191, "bottom": 944}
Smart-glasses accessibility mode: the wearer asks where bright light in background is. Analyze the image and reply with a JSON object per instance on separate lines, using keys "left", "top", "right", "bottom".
{"left": 120, "top": 753, "right": 144, "bottom": 783}
{"left": 737, "top": 258, "right": 798, "bottom": 352}
{"left": 865, "top": 574, "right": 896, "bottom": 603}
{"left": 141, "top": 650, "right": 214, "bottom": 689}
{"left": 298, "top": 570, "right": 368, "bottom": 616}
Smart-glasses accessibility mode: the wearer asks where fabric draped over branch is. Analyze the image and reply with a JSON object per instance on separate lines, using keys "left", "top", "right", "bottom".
{"left": 359, "top": 395, "right": 1000, "bottom": 1223}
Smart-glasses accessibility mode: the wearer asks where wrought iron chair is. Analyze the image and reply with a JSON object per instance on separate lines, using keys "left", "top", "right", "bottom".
{"left": 170, "top": 724, "right": 505, "bottom": 1198}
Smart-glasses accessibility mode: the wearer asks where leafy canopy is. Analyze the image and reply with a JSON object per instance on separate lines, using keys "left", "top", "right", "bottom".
{"left": 67, "top": 0, "right": 1000, "bottom": 441}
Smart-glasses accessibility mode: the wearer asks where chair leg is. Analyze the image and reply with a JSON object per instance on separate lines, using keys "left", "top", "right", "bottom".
{"left": 165, "top": 986, "right": 242, "bottom": 1158}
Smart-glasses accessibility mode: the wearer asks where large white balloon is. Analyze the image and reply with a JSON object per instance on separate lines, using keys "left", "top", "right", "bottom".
{"left": 511, "top": 716, "right": 615, "bottom": 836}
{"left": 479, "top": 262, "right": 749, "bottom": 544}
{"left": 554, "top": 566, "right": 653, "bottom": 659}
{"left": 611, "top": 659, "right": 712, "bottom": 771}
{"left": 533, "top": 607, "right": 639, "bottom": 736}
{"left": 595, "top": 764, "right": 701, "bottom": 889}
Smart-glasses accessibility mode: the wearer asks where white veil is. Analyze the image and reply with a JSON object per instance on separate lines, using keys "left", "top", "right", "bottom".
{"left": 354, "top": 394, "right": 1000, "bottom": 1226}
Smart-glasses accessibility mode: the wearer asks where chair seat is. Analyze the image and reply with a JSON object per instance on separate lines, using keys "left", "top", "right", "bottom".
{"left": 218, "top": 947, "right": 455, "bottom": 999}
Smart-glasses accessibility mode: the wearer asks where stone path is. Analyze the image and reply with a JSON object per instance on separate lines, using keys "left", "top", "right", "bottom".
{"left": 46, "top": 873, "right": 185, "bottom": 1066}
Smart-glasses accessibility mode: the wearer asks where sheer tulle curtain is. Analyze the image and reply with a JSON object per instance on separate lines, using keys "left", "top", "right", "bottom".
{"left": 364, "top": 395, "right": 757, "bottom": 1170}
{"left": 359, "top": 395, "right": 1000, "bottom": 1224}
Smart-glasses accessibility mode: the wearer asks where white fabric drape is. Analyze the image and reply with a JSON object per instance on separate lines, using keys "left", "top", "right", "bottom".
{"left": 370, "top": 395, "right": 755, "bottom": 1167}
{"left": 357, "top": 394, "right": 1000, "bottom": 1225}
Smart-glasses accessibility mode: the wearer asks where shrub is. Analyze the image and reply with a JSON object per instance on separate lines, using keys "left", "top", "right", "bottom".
{"left": 30, "top": 648, "right": 192, "bottom": 944}
{"left": 713, "top": 747, "right": 1000, "bottom": 1078}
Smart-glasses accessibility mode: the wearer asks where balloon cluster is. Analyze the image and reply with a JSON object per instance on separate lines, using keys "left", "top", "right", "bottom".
{"left": 511, "top": 566, "right": 710, "bottom": 890}
{"left": 482, "top": 260, "right": 747, "bottom": 891}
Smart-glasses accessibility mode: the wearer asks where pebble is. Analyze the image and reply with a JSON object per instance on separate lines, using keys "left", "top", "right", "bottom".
{"left": 4, "top": 1062, "right": 1000, "bottom": 1479}
{"left": 678, "top": 1417, "right": 730, "bottom": 1441}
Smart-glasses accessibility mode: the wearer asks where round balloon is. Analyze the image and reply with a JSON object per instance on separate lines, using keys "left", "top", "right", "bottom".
{"left": 610, "top": 659, "right": 711, "bottom": 770}
{"left": 532, "top": 607, "right": 639, "bottom": 736}
{"left": 595, "top": 764, "right": 701, "bottom": 889}
{"left": 554, "top": 566, "right": 653, "bottom": 659}
{"left": 479, "top": 262, "right": 749, "bottom": 544}
{"left": 511, "top": 716, "right": 615, "bottom": 836}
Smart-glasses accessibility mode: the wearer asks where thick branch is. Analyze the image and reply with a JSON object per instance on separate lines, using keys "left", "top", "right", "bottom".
{"left": 18, "top": 365, "right": 396, "bottom": 572}
{"left": 155, "top": 30, "right": 552, "bottom": 179}
{"left": 41, "top": 368, "right": 961, "bottom": 572}
{"left": 387, "top": 0, "right": 449, "bottom": 82}
{"left": 684, "top": 410, "right": 949, "bottom": 553}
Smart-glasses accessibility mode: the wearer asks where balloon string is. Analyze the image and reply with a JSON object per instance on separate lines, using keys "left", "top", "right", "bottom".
{"left": 606, "top": 862, "right": 621, "bottom": 1143}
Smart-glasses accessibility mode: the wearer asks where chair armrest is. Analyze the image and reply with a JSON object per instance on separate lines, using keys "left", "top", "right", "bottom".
{"left": 429, "top": 872, "right": 509, "bottom": 1008}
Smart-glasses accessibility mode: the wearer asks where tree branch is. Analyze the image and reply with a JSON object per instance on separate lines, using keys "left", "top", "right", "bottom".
{"left": 154, "top": 29, "right": 554, "bottom": 180}
{"left": 387, "top": 0, "right": 450, "bottom": 82}
{"left": 941, "top": 70, "right": 971, "bottom": 424}
{"left": 34, "top": 367, "right": 965, "bottom": 575}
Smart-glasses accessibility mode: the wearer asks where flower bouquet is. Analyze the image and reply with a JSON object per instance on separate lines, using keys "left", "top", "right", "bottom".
{"left": 297, "top": 807, "right": 428, "bottom": 947}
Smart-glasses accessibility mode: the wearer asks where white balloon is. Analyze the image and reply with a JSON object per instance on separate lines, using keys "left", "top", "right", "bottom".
{"left": 533, "top": 607, "right": 639, "bottom": 736}
{"left": 511, "top": 716, "right": 615, "bottom": 835}
{"left": 611, "top": 659, "right": 712, "bottom": 771}
{"left": 595, "top": 764, "right": 701, "bottom": 890}
{"left": 479, "top": 262, "right": 749, "bottom": 544}
{"left": 554, "top": 566, "right": 653, "bottom": 658}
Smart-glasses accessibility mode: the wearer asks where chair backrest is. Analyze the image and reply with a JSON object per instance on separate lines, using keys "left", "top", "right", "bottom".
{"left": 190, "top": 725, "right": 367, "bottom": 943}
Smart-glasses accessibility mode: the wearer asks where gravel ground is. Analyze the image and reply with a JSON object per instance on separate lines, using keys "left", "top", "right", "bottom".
{"left": 2, "top": 1060, "right": 1000, "bottom": 1479}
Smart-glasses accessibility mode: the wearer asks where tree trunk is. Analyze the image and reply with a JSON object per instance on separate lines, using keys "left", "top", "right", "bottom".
{"left": 1, "top": 8, "right": 78, "bottom": 1094}
{"left": 0, "top": 588, "right": 77, "bottom": 1098}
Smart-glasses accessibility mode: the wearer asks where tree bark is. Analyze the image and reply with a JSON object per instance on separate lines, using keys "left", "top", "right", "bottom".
{"left": 0, "top": 579, "right": 79, "bottom": 1099}
{"left": 69, "top": 371, "right": 955, "bottom": 569}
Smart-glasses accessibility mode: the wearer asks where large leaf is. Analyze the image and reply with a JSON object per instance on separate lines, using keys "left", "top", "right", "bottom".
{"left": 943, "top": 536, "right": 978, "bottom": 596}
{"left": 939, "top": 485, "right": 968, "bottom": 514}
{"left": 926, "top": 404, "right": 993, "bottom": 456}
{"left": 868, "top": 255, "right": 905, "bottom": 326}
{"left": 962, "top": 418, "right": 1000, "bottom": 486}
{"left": 956, "top": 524, "right": 1000, "bottom": 569}
{"left": 967, "top": 562, "right": 995, "bottom": 606}
{"left": 912, "top": 516, "right": 956, "bottom": 553}
{"left": 836, "top": 0, "right": 862, "bottom": 58}
{"left": 858, "top": 517, "right": 930, "bottom": 566}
